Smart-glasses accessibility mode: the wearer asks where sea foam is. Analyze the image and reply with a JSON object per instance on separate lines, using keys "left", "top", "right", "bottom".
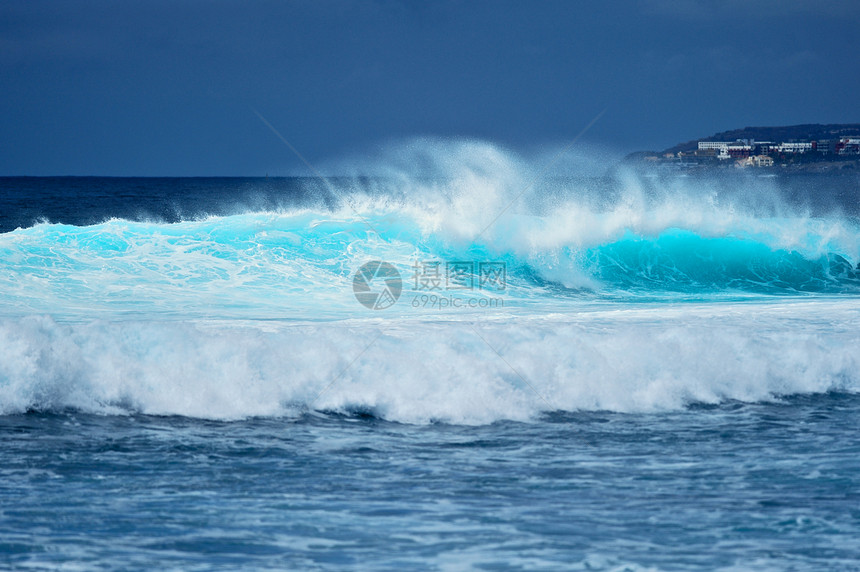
{"left": 1, "top": 301, "right": 857, "bottom": 423}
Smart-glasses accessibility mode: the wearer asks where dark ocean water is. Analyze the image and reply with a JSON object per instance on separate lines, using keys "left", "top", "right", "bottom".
{"left": 2, "top": 396, "right": 860, "bottom": 571}
{"left": 1, "top": 166, "right": 860, "bottom": 570}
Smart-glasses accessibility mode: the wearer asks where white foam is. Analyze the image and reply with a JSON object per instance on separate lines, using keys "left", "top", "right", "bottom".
{"left": 2, "top": 300, "right": 858, "bottom": 424}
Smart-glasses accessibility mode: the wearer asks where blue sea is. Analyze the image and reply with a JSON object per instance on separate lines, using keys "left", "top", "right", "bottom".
{"left": 2, "top": 147, "right": 860, "bottom": 570}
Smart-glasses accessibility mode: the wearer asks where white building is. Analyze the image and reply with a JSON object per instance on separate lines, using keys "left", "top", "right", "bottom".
{"left": 774, "top": 142, "right": 813, "bottom": 153}
{"left": 698, "top": 142, "right": 731, "bottom": 151}
{"left": 838, "top": 138, "right": 860, "bottom": 155}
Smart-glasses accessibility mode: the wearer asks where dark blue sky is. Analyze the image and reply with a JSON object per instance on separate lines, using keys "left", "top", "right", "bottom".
{"left": 2, "top": 0, "right": 858, "bottom": 176}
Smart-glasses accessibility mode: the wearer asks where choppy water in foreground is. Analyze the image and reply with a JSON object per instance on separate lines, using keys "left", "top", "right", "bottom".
{"left": 2, "top": 397, "right": 859, "bottom": 571}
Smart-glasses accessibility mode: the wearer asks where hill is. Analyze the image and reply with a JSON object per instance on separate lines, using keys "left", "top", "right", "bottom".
{"left": 663, "top": 123, "right": 860, "bottom": 155}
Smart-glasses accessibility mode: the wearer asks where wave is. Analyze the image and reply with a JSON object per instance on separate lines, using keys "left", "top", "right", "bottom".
{"left": 3, "top": 141, "right": 860, "bottom": 313}
{"left": 2, "top": 142, "right": 860, "bottom": 423}
{"left": 1, "top": 305, "right": 857, "bottom": 422}
{"left": 0, "top": 206, "right": 858, "bottom": 320}
{"left": 581, "top": 231, "right": 860, "bottom": 293}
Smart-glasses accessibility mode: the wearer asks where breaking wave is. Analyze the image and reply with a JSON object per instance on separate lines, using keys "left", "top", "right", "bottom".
{"left": 2, "top": 139, "right": 860, "bottom": 422}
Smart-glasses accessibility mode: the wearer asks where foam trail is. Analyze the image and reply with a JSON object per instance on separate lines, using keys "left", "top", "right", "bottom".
{"left": 1, "top": 301, "right": 858, "bottom": 423}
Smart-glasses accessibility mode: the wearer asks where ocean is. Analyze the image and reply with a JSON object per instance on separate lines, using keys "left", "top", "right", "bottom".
{"left": 1, "top": 148, "right": 860, "bottom": 570}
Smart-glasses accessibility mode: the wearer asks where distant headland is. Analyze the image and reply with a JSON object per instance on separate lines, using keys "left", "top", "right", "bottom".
{"left": 628, "top": 124, "right": 860, "bottom": 171}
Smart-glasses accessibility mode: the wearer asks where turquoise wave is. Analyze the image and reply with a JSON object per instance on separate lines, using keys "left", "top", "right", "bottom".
{"left": 0, "top": 210, "right": 858, "bottom": 319}
{"left": 579, "top": 230, "right": 860, "bottom": 294}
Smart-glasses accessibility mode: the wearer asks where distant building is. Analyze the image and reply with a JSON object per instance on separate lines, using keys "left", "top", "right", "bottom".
{"left": 773, "top": 142, "right": 813, "bottom": 153}
{"left": 698, "top": 141, "right": 753, "bottom": 159}
{"left": 726, "top": 143, "right": 752, "bottom": 158}
{"left": 754, "top": 141, "right": 773, "bottom": 154}
{"left": 737, "top": 155, "right": 774, "bottom": 168}
{"left": 816, "top": 140, "right": 834, "bottom": 154}
{"left": 836, "top": 137, "right": 860, "bottom": 155}
{"left": 691, "top": 134, "right": 860, "bottom": 164}
{"left": 753, "top": 155, "right": 774, "bottom": 167}
{"left": 698, "top": 142, "right": 731, "bottom": 151}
